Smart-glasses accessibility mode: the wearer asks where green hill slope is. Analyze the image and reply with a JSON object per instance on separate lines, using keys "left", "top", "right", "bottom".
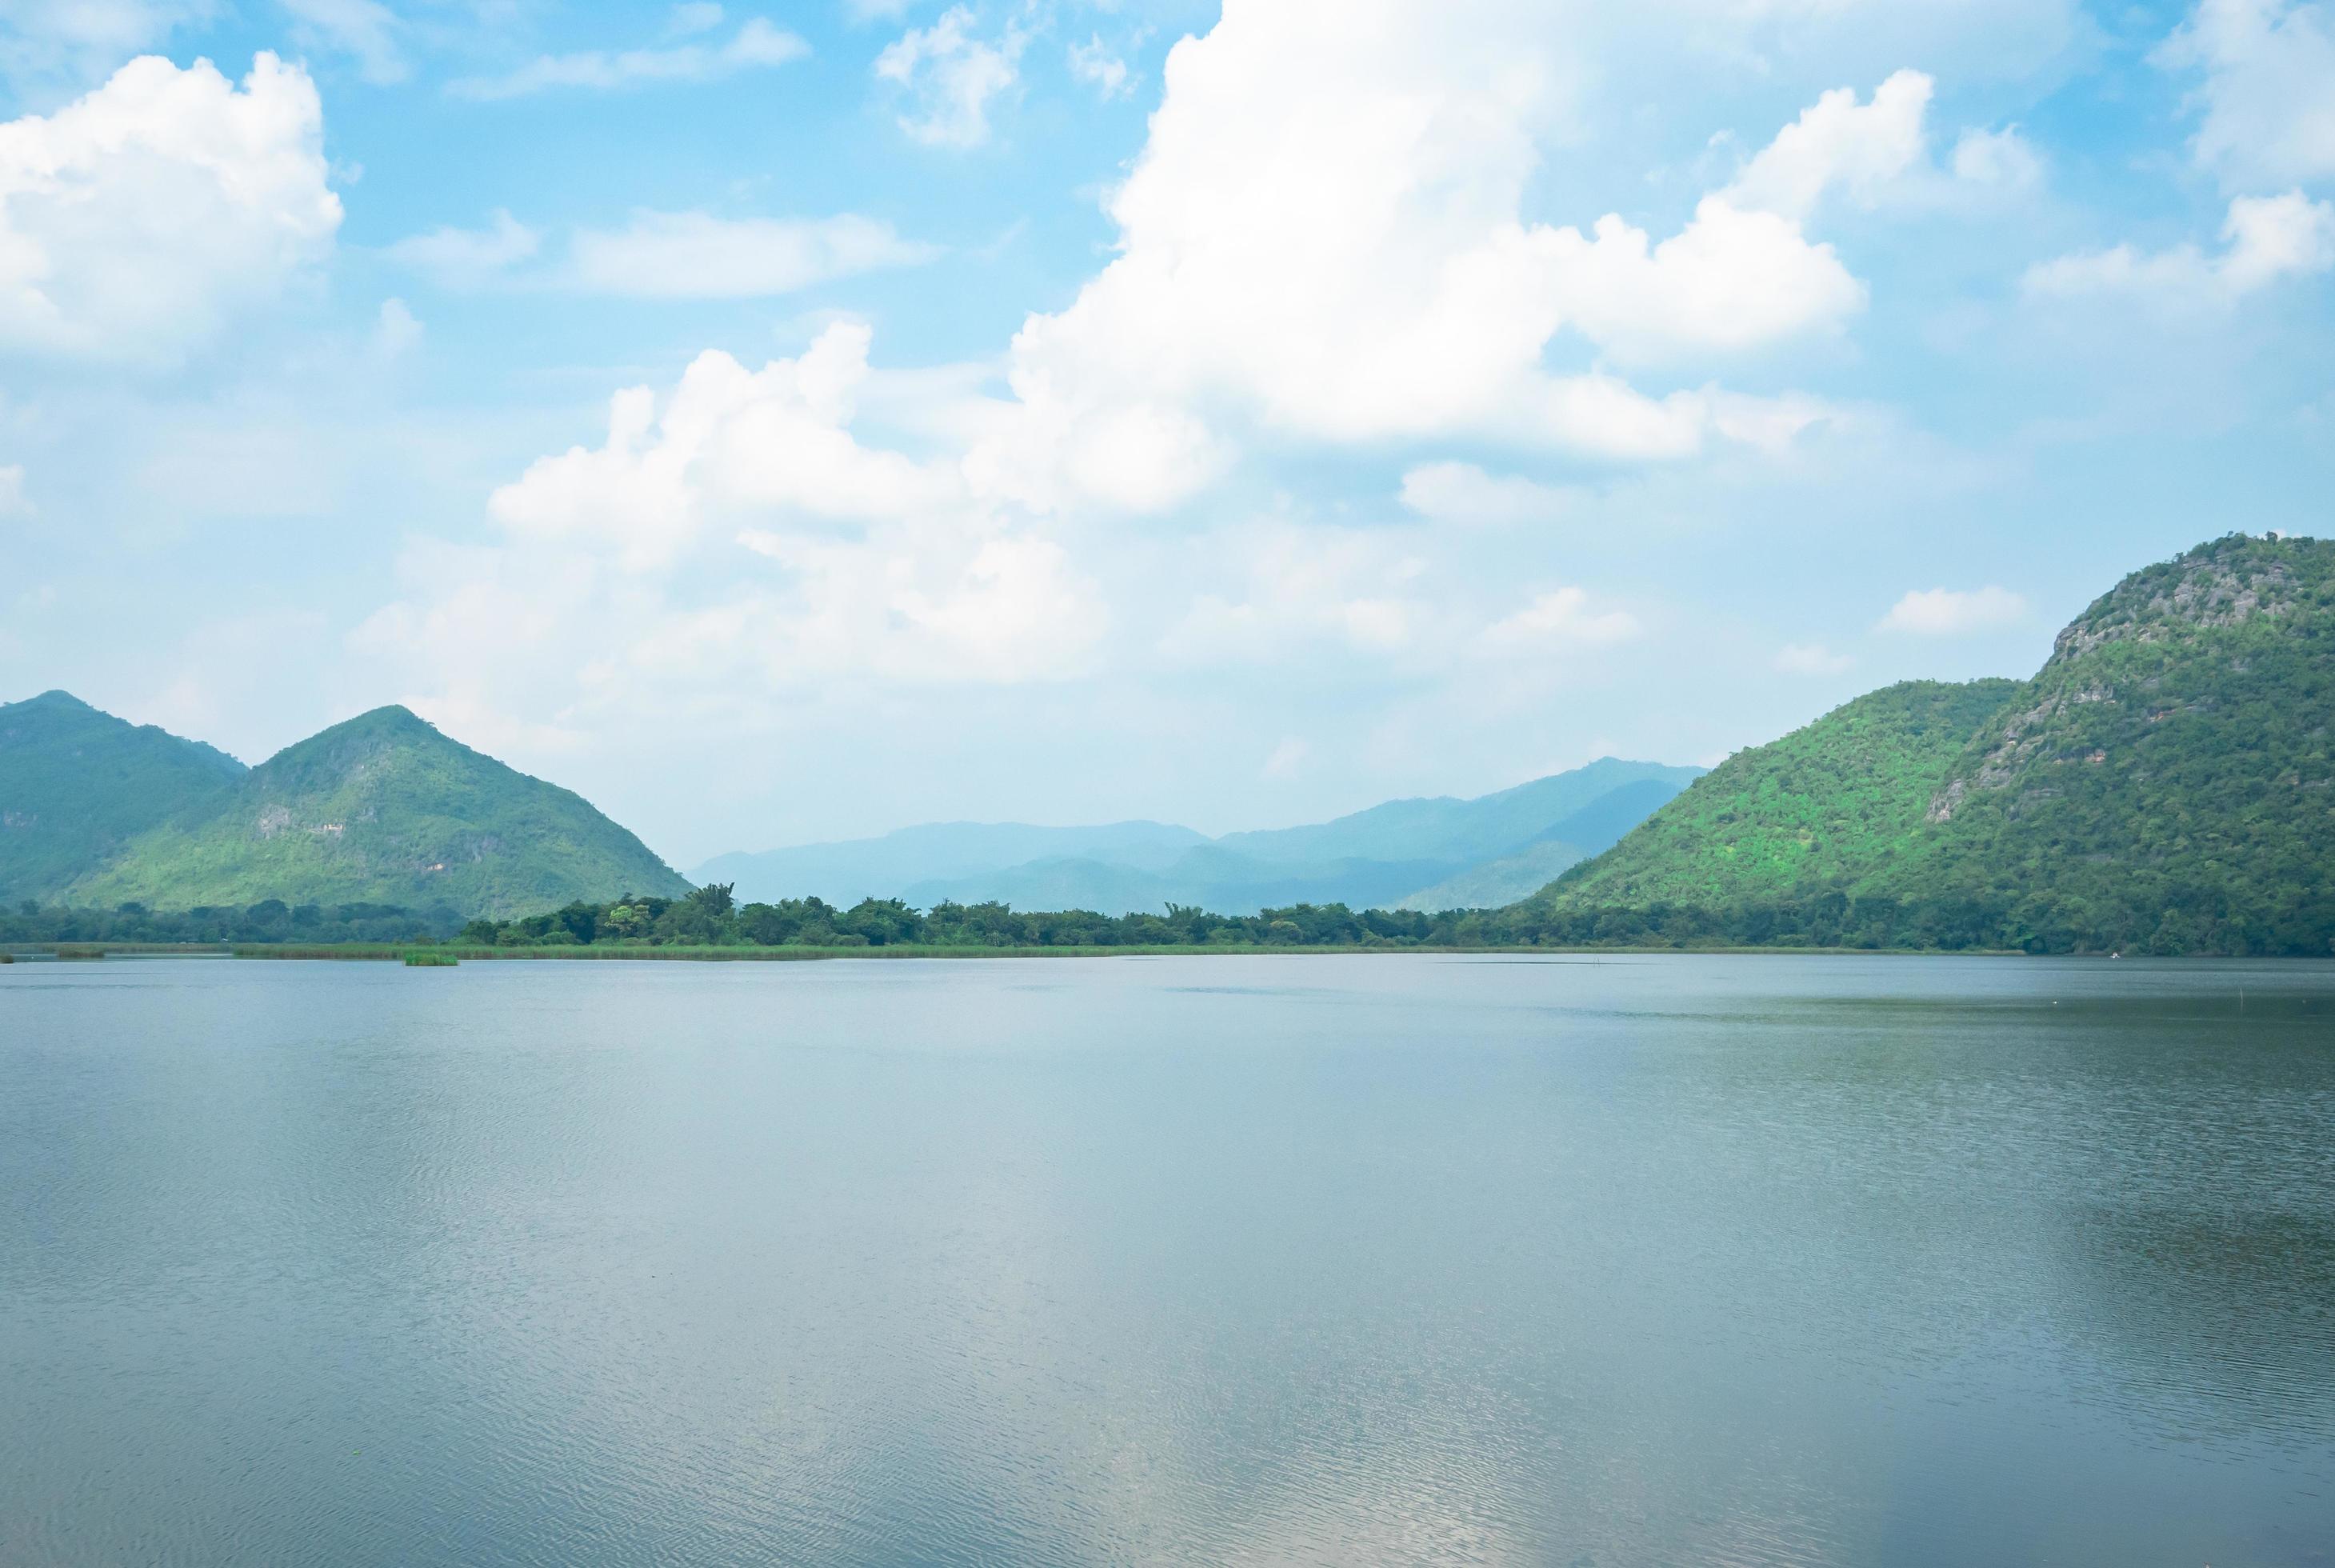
{"left": 65, "top": 706, "right": 690, "bottom": 918}
{"left": 1871, "top": 533, "right": 2335, "bottom": 951}
{"left": 1545, "top": 680, "right": 2019, "bottom": 908}
{"left": 0, "top": 690, "right": 246, "bottom": 903}
{"left": 1534, "top": 534, "right": 2335, "bottom": 954}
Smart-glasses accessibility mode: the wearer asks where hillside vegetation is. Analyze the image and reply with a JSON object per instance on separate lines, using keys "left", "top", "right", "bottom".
{"left": 62, "top": 706, "right": 689, "bottom": 918}
{"left": 1544, "top": 683, "right": 2017, "bottom": 908}
{"left": 0, "top": 691, "right": 246, "bottom": 903}
{"left": 1869, "top": 533, "right": 2335, "bottom": 951}
{"left": 1537, "top": 534, "right": 2335, "bottom": 954}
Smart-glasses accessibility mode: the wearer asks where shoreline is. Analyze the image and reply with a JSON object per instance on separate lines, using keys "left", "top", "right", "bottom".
{"left": 0, "top": 941, "right": 2148, "bottom": 962}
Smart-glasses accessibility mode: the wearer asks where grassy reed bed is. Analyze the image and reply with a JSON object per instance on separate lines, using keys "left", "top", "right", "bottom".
{"left": 231, "top": 942, "right": 1413, "bottom": 962}
{"left": 10, "top": 942, "right": 2029, "bottom": 964}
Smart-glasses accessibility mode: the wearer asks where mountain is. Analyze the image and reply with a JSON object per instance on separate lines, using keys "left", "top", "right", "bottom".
{"left": 703, "top": 758, "right": 1704, "bottom": 916}
{"left": 1216, "top": 758, "right": 1703, "bottom": 866}
{"left": 898, "top": 850, "right": 1459, "bottom": 918}
{"left": 1391, "top": 776, "right": 1699, "bottom": 910}
{"left": 61, "top": 705, "right": 690, "bottom": 918}
{"left": 1544, "top": 681, "right": 2022, "bottom": 909}
{"left": 1877, "top": 533, "right": 2335, "bottom": 949}
{"left": 697, "top": 820, "right": 1209, "bottom": 908}
{"left": 0, "top": 690, "right": 246, "bottom": 904}
{"left": 1538, "top": 534, "right": 2335, "bottom": 954}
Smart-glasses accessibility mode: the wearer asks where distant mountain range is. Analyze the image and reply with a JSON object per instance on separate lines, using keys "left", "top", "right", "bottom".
{"left": 695, "top": 758, "right": 1705, "bottom": 917}
{"left": 1537, "top": 534, "right": 2335, "bottom": 954}
{"left": 0, "top": 694, "right": 688, "bottom": 918}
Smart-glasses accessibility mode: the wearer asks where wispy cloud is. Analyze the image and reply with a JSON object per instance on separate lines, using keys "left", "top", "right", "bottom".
{"left": 1068, "top": 36, "right": 1131, "bottom": 100}
{"left": 386, "top": 207, "right": 934, "bottom": 298}
{"left": 2025, "top": 190, "right": 2335, "bottom": 306}
{"left": 566, "top": 211, "right": 938, "bottom": 298}
{"left": 448, "top": 15, "right": 807, "bottom": 101}
{"left": 282, "top": 0, "right": 407, "bottom": 84}
{"left": 1479, "top": 588, "right": 1640, "bottom": 651}
{"left": 384, "top": 210, "right": 541, "bottom": 287}
{"left": 875, "top": 6, "right": 1023, "bottom": 149}
{"left": 1398, "top": 462, "right": 1580, "bottom": 527}
{"left": 1877, "top": 586, "right": 2027, "bottom": 635}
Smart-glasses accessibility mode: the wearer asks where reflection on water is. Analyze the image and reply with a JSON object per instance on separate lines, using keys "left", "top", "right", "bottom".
{"left": 2, "top": 954, "right": 2332, "bottom": 1566}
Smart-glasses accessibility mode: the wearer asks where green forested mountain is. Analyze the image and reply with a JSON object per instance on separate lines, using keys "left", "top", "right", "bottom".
{"left": 1872, "top": 533, "right": 2335, "bottom": 950}
{"left": 1546, "top": 680, "right": 2021, "bottom": 908}
{"left": 1537, "top": 534, "right": 2335, "bottom": 954}
{"left": 59, "top": 704, "right": 690, "bottom": 918}
{"left": 0, "top": 690, "right": 246, "bottom": 903}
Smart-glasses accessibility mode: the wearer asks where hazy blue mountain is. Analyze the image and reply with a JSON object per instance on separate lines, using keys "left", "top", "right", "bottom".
{"left": 698, "top": 820, "right": 1209, "bottom": 907}
{"left": 1391, "top": 776, "right": 1697, "bottom": 910}
{"left": 0, "top": 690, "right": 247, "bottom": 903}
{"left": 704, "top": 758, "right": 1704, "bottom": 916}
{"left": 899, "top": 850, "right": 1459, "bottom": 918}
{"left": 1216, "top": 758, "right": 1704, "bottom": 867}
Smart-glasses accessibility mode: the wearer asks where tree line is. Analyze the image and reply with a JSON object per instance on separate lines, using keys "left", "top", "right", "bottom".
{"left": 1, "top": 898, "right": 447, "bottom": 946}
{"left": 9, "top": 880, "right": 2329, "bottom": 957}
{"left": 443, "top": 880, "right": 2335, "bottom": 956}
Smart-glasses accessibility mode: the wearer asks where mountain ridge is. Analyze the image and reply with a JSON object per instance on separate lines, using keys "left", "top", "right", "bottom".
{"left": 1535, "top": 534, "right": 2335, "bottom": 954}
{"left": 700, "top": 757, "right": 1704, "bottom": 916}
{"left": 0, "top": 690, "right": 248, "bottom": 904}
{"left": 33, "top": 699, "right": 690, "bottom": 918}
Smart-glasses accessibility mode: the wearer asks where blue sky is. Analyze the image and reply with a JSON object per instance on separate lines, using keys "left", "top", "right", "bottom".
{"left": 0, "top": 0, "right": 2328, "bottom": 864}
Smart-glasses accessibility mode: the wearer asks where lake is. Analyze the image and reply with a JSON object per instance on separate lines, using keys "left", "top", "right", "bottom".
{"left": 3, "top": 954, "right": 2331, "bottom": 1565}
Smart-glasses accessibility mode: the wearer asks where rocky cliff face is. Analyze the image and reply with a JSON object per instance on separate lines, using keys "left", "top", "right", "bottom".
{"left": 1929, "top": 534, "right": 2330, "bottom": 826}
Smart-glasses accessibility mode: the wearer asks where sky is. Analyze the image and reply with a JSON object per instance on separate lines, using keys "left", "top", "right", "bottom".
{"left": 0, "top": 0, "right": 2329, "bottom": 866}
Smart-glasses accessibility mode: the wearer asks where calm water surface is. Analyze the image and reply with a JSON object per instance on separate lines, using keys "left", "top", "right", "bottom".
{"left": 3, "top": 954, "right": 2332, "bottom": 1566}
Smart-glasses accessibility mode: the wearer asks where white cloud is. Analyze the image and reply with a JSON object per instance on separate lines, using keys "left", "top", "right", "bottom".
{"left": 1542, "top": 198, "right": 1867, "bottom": 364}
{"left": 0, "top": 1, "right": 210, "bottom": 91}
{"left": 1950, "top": 125, "right": 2043, "bottom": 190}
{"left": 0, "top": 52, "right": 341, "bottom": 365}
{"left": 984, "top": 0, "right": 1865, "bottom": 495}
{"left": 349, "top": 0, "right": 2033, "bottom": 754}
{"left": 0, "top": 462, "right": 30, "bottom": 517}
{"left": 875, "top": 6, "right": 1024, "bottom": 149}
{"left": 385, "top": 209, "right": 540, "bottom": 287}
{"left": 449, "top": 16, "right": 807, "bottom": 99}
{"left": 667, "top": 2, "right": 725, "bottom": 36}
{"left": 1721, "top": 69, "right": 1936, "bottom": 218}
{"left": 1398, "top": 462, "right": 1581, "bottom": 526}
{"left": 371, "top": 297, "right": 421, "bottom": 359}
{"left": 2221, "top": 188, "right": 2335, "bottom": 286}
{"left": 1478, "top": 587, "right": 1641, "bottom": 651}
{"left": 2158, "top": 0, "right": 2335, "bottom": 189}
{"left": 357, "top": 322, "right": 1104, "bottom": 729}
{"left": 1877, "top": 584, "right": 2027, "bottom": 634}
{"left": 2024, "top": 190, "right": 2335, "bottom": 304}
{"left": 490, "top": 322, "right": 962, "bottom": 570}
{"left": 1537, "top": 69, "right": 2053, "bottom": 365}
{"left": 566, "top": 211, "right": 938, "bottom": 298}
{"left": 387, "top": 209, "right": 934, "bottom": 299}
{"left": 1157, "top": 526, "right": 1429, "bottom": 666}
{"left": 280, "top": 0, "right": 406, "bottom": 84}
{"left": 1068, "top": 36, "right": 1132, "bottom": 99}
{"left": 1773, "top": 641, "right": 1853, "bottom": 674}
